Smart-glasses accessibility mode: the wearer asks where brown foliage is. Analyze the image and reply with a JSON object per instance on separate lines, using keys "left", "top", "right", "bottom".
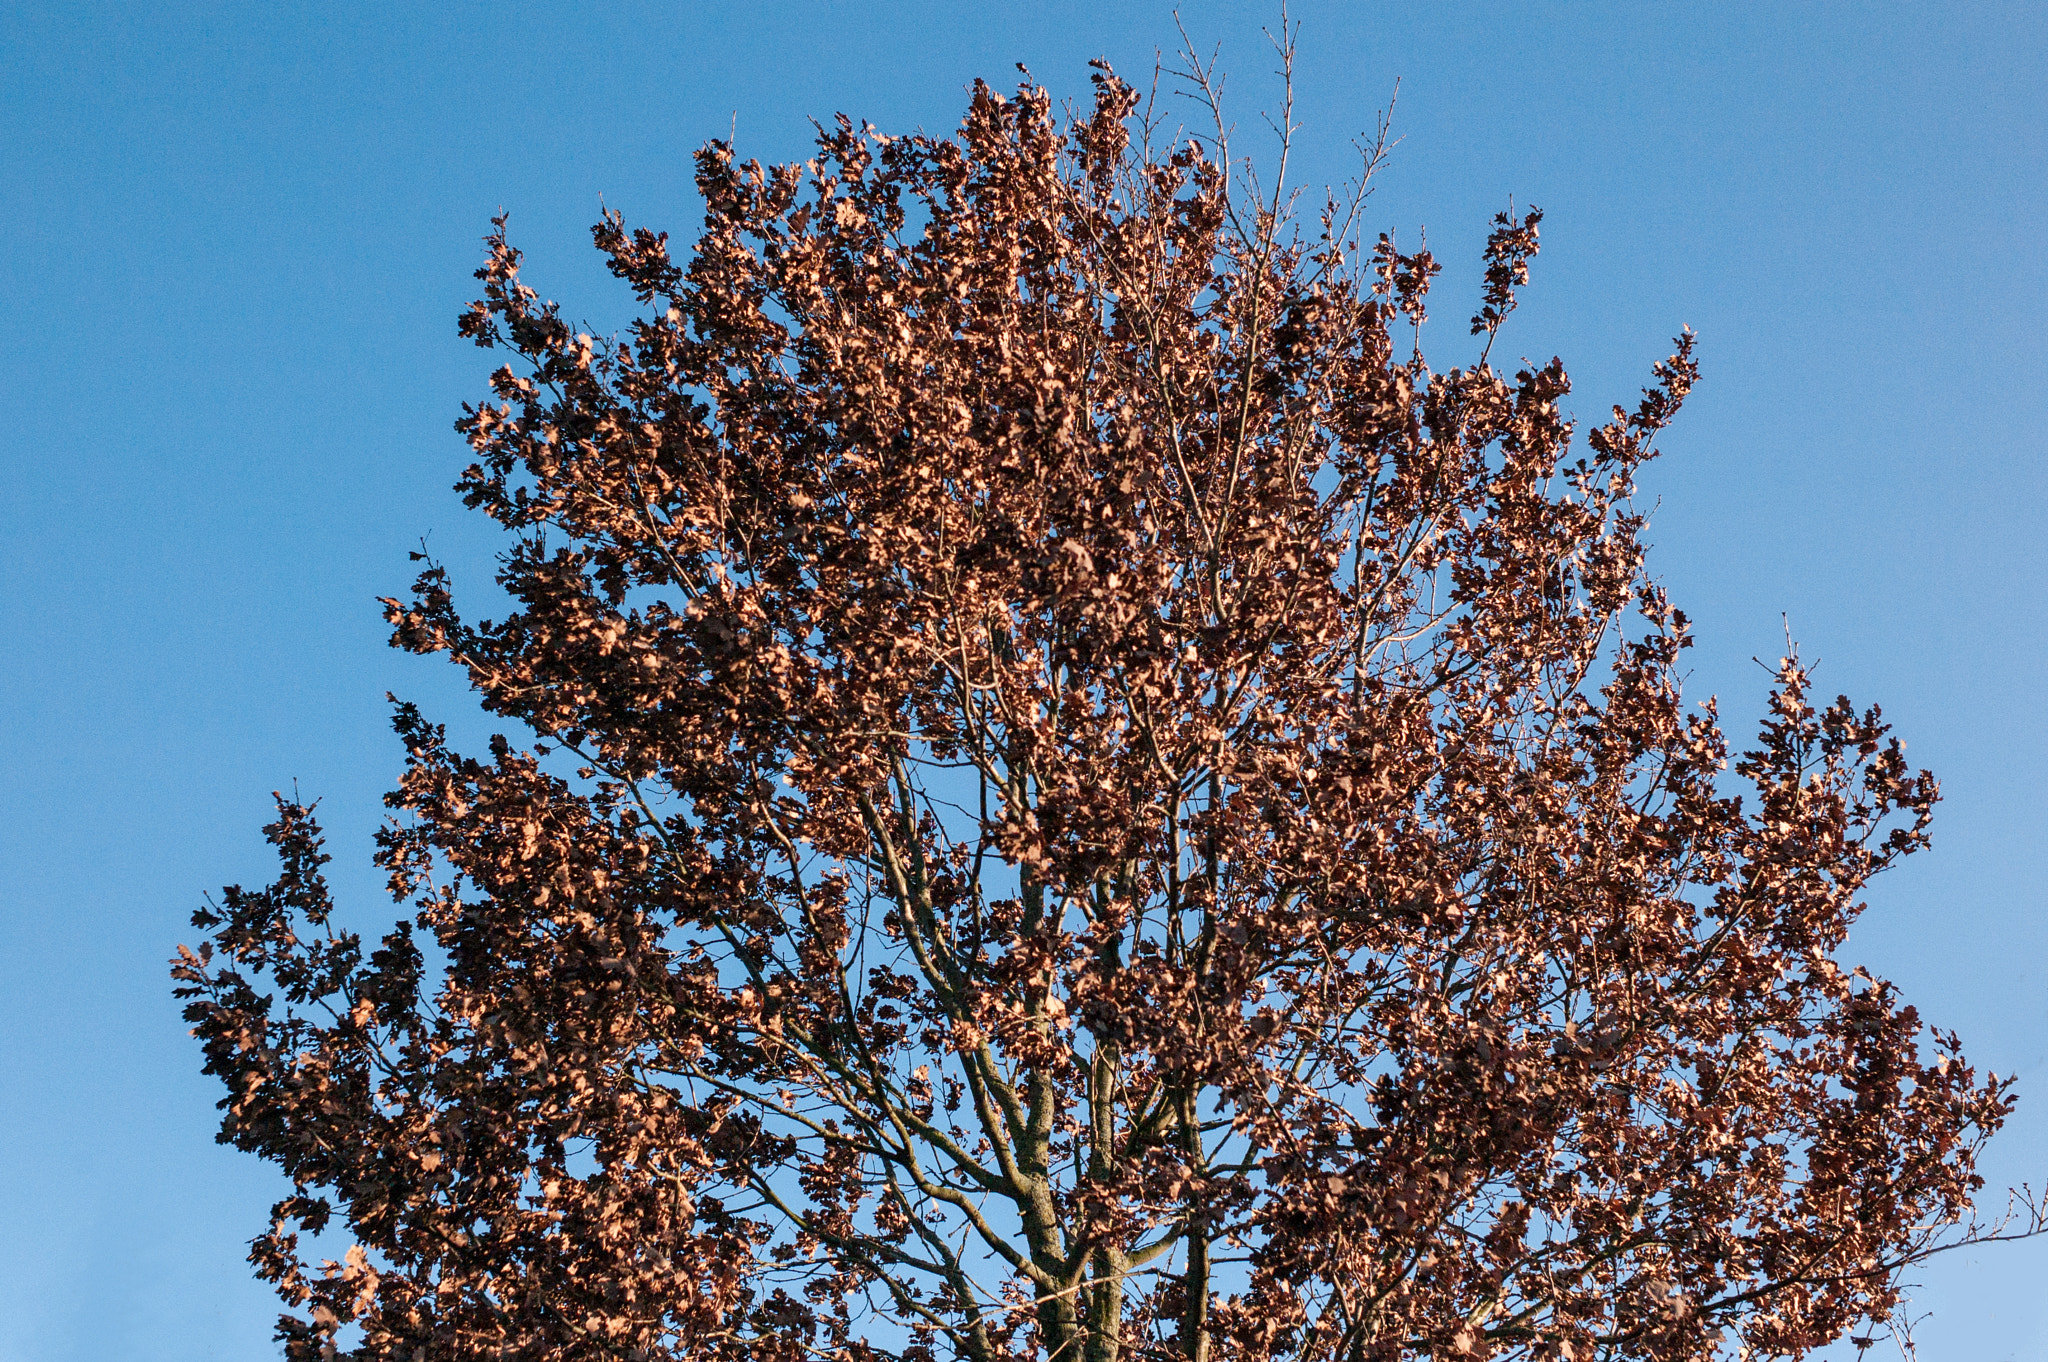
{"left": 177, "top": 54, "right": 2024, "bottom": 1362}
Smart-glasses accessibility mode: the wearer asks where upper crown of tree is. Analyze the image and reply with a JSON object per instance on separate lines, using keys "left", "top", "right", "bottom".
{"left": 176, "top": 48, "right": 2028, "bottom": 1362}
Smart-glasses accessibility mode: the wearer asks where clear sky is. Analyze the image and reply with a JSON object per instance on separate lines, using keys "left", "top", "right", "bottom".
{"left": 1, "top": 2, "right": 2042, "bottom": 1358}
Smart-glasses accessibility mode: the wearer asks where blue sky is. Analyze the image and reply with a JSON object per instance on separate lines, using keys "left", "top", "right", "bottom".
{"left": 1, "top": 2, "right": 2042, "bottom": 1358}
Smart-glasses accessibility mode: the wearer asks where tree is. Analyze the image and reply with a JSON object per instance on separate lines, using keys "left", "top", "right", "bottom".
{"left": 176, "top": 51, "right": 2026, "bottom": 1362}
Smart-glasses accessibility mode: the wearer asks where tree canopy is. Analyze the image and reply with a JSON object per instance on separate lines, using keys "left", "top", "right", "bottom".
{"left": 176, "top": 57, "right": 2020, "bottom": 1362}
